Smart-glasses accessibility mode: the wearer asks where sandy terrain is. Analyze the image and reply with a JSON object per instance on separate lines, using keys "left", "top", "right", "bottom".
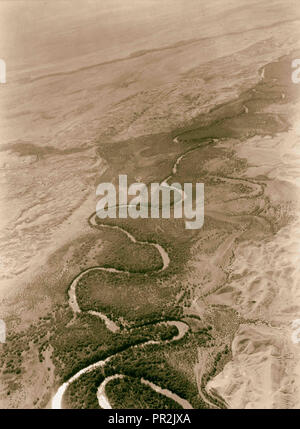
{"left": 0, "top": 0, "right": 299, "bottom": 298}
{"left": 0, "top": 0, "right": 299, "bottom": 290}
{"left": 1, "top": 0, "right": 300, "bottom": 409}
{"left": 206, "top": 102, "right": 300, "bottom": 408}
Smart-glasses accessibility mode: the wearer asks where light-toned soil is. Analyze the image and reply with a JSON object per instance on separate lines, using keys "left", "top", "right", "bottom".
{"left": 1, "top": 0, "right": 300, "bottom": 409}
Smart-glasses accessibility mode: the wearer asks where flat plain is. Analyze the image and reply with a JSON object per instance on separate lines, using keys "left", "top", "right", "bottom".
{"left": 1, "top": 0, "right": 300, "bottom": 409}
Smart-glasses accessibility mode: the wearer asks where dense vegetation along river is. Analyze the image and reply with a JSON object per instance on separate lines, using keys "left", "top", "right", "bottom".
{"left": 52, "top": 125, "right": 267, "bottom": 409}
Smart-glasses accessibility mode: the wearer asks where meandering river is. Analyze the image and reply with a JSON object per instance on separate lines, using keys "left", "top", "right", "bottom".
{"left": 52, "top": 126, "right": 268, "bottom": 409}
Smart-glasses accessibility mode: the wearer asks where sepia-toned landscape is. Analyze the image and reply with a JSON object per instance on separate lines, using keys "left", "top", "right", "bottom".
{"left": 1, "top": 0, "right": 300, "bottom": 409}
